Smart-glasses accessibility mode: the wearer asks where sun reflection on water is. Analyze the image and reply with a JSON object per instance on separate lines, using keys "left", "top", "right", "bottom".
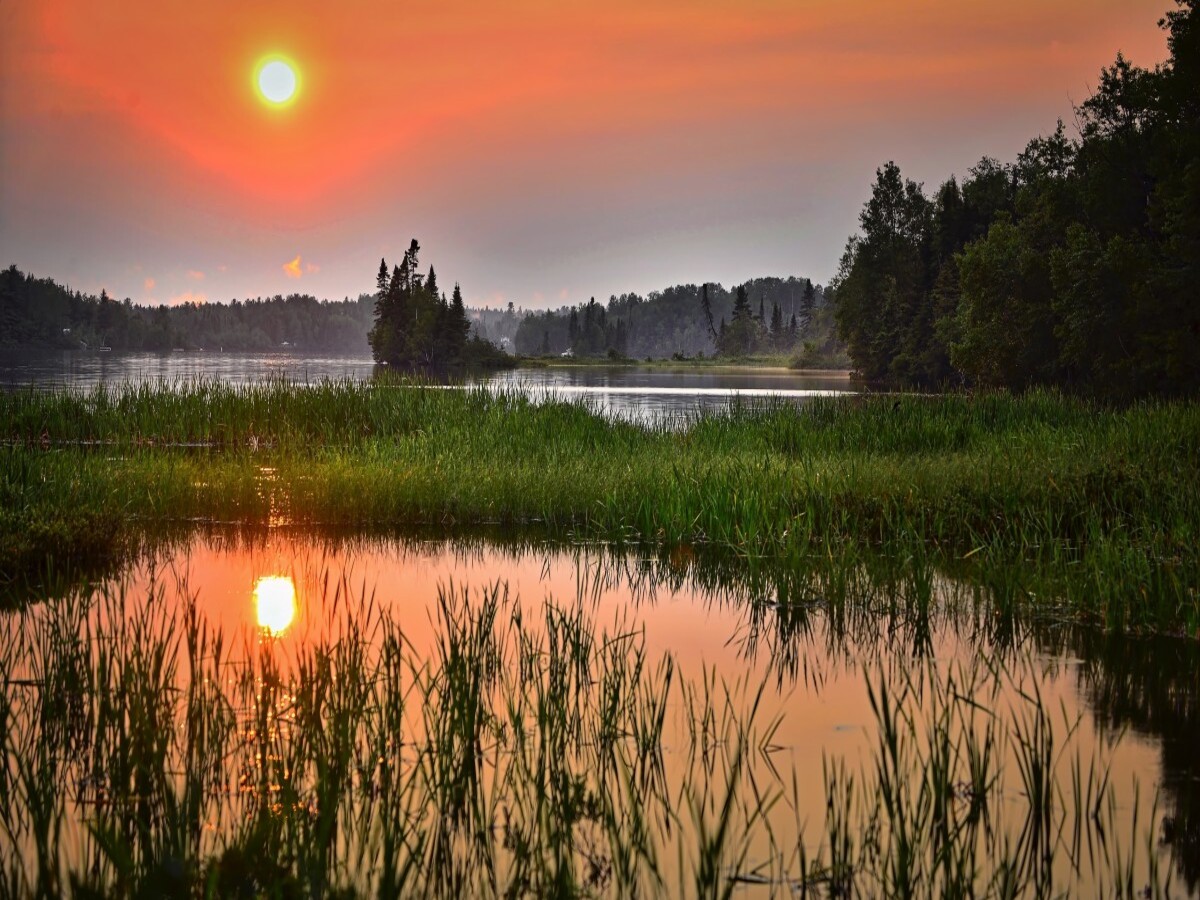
{"left": 254, "top": 575, "right": 296, "bottom": 635}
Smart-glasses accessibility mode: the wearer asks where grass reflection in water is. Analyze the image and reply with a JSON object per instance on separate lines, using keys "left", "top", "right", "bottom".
{"left": 0, "top": 542, "right": 1185, "bottom": 897}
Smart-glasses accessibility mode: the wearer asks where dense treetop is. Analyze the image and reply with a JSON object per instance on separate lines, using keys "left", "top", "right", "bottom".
{"left": 832, "top": 0, "right": 1200, "bottom": 397}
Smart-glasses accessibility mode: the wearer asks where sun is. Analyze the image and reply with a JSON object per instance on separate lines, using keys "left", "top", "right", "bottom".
{"left": 255, "top": 56, "right": 299, "bottom": 106}
{"left": 254, "top": 575, "right": 297, "bottom": 634}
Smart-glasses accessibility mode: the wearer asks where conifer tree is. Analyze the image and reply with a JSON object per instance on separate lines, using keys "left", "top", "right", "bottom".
{"left": 799, "top": 279, "right": 817, "bottom": 334}
{"left": 450, "top": 283, "right": 470, "bottom": 360}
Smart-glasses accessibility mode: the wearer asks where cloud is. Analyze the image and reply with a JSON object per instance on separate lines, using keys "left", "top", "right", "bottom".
{"left": 558, "top": 288, "right": 570, "bottom": 300}
{"left": 282, "top": 255, "right": 320, "bottom": 278}
{"left": 169, "top": 290, "right": 207, "bottom": 306}
{"left": 143, "top": 277, "right": 155, "bottom": 292}
{"left": 186, "top": 269, "right": 204, "bottom": 280}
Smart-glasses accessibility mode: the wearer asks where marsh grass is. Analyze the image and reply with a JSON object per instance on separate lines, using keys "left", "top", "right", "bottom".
{"left": 2, "top": 380, "right": 1197, "bottom": 631}
{"left": 0, "top": 564, "right": 1177, "bottom": 898}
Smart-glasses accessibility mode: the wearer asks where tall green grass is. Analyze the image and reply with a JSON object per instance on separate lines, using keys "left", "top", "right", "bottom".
{"left": 2, "top": 380, "right": 1197, "bottom": 631}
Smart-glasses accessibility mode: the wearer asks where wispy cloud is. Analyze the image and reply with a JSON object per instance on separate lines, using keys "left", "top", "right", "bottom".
{"left": 186, "top": 269, "right": 205, "bottom": 280}
{"left": 143, "top": 277, "right": 155, "bottom": 292}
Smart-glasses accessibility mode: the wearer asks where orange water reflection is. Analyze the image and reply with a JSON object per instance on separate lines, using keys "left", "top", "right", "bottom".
{"left": 51, "top": 531, "right": 1197, "bottom": 895}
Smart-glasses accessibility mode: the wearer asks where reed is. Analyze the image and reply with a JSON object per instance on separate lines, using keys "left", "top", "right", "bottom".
{"left": 0, "top": 568, "right": 1176, "bottom": 897}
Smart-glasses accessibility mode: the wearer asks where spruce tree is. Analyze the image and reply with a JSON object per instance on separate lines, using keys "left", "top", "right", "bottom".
{"left": 450, "top": 283, "right": 470, "bottom": 360}
{"left": 800, "top": 279, "right": 817, "bottom": 334}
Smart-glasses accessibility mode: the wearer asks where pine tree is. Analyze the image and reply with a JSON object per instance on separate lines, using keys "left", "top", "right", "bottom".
{"left": 369, "top": 257, "right": 395, "bottom": 364}
{"left": 376, "top": 259, "right": 389, "bottom": 296}
{"left": 700, "top": 283, "right": 718, "bottom": 342}
{"left": 800, "top": 279, "right": 816, "bottom": 334}
{"left": 450, "top": 283, "right": 470, "bottom": 360}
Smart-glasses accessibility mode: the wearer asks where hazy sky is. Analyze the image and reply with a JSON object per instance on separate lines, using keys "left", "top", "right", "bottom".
{"left": 0, "top": 1, "right": 1171, "bottom": 310}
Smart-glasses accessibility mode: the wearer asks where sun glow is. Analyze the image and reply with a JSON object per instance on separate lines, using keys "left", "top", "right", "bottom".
{"left": 254, "top": 575, "right": 297, "bottom": 634}
{"left": 255, "top": 57, "right": 298, "bottom": 106}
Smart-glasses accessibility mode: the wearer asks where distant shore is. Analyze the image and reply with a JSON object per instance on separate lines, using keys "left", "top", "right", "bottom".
{"left": 512, "top": 353, "right": 852, "bottom": 374}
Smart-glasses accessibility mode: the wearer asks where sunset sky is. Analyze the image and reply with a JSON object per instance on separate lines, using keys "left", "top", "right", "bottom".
{"left": 0, "top": 1, "right": 1172, "bottom": 310}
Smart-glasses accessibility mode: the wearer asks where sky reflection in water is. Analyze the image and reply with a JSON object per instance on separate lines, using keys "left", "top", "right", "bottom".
{"left": 79, "top": 528, "right": 1200, "bottom": 895}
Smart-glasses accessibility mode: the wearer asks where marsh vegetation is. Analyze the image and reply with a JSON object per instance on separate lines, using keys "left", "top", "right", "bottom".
{"left": 0, "top": 535, "right": 1193, "bottom": 897}
{"left": 3, "top": 380, "right": 1196, "bottom": 631}
{"left": 1, "top": 378, "right": 1197, "bottom": 896}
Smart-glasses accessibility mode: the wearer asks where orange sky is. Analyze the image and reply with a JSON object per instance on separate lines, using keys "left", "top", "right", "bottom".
{"left": 0, "top": 0, "right": 1171, "bottom": 308}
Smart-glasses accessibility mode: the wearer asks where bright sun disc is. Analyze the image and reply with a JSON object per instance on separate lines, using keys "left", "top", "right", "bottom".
{"left": 254, "top": 576, "right": 296, "bottom": 634}
{"left": 257, "top": 59, "right": 297, "bottom": 104}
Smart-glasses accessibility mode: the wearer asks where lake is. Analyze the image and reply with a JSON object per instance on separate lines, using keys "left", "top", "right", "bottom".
{"left": 2, "top": 354, "right": 1194, "bottom": 896}
{"left": 0, "top": 349, "right": 854, "bottom": 424}
{"left": 4, "top": 528, "right": 1196, "bottom": 896}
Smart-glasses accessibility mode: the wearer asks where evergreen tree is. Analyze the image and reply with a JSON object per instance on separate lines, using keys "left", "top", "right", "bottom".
{"left": 449, "top": 283, "right": 470, "bottom": 360}
{"left": 368, "top": 240, "right": 504, "bottom": 369}
{"left": 799, "top": 279, "right": 816, "bottom": 333}
{"left": 700, "top": 283, "right": 717, "bottom": 341}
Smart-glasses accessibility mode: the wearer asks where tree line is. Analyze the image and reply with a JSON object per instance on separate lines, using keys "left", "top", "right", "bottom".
{"left": 0, "top": 265, "right": 376, "bottom": 353}
{"left": 506, "top": 277, "right": 844, "bottom": 363}
{"left": 833, "top": 0, "right": 1200, "bottom": 397}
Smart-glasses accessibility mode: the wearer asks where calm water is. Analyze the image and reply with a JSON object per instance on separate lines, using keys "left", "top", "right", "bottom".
{"left": 8, "top": 530, "right": 1197, "bottom": 895}
{"left": 0, "top": 349, "right": 853, "bottom": 423}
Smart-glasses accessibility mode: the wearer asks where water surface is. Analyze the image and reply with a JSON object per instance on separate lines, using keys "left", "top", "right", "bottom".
{"left": 0, "top": 349, "right": 853, "bottom": 423}
{"left": 5, "top": 530, "right": 1195, "bottom": 895}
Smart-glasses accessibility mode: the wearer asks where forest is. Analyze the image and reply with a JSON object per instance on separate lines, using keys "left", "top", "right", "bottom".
{"left": 504, "top": 276, "right": 844, "bottom": 363}
{"left": 832, "top": 0, "right": 1200, "bottom": 397}
{"left": 0, "top": 265, "right": 376, "bottom": 354}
